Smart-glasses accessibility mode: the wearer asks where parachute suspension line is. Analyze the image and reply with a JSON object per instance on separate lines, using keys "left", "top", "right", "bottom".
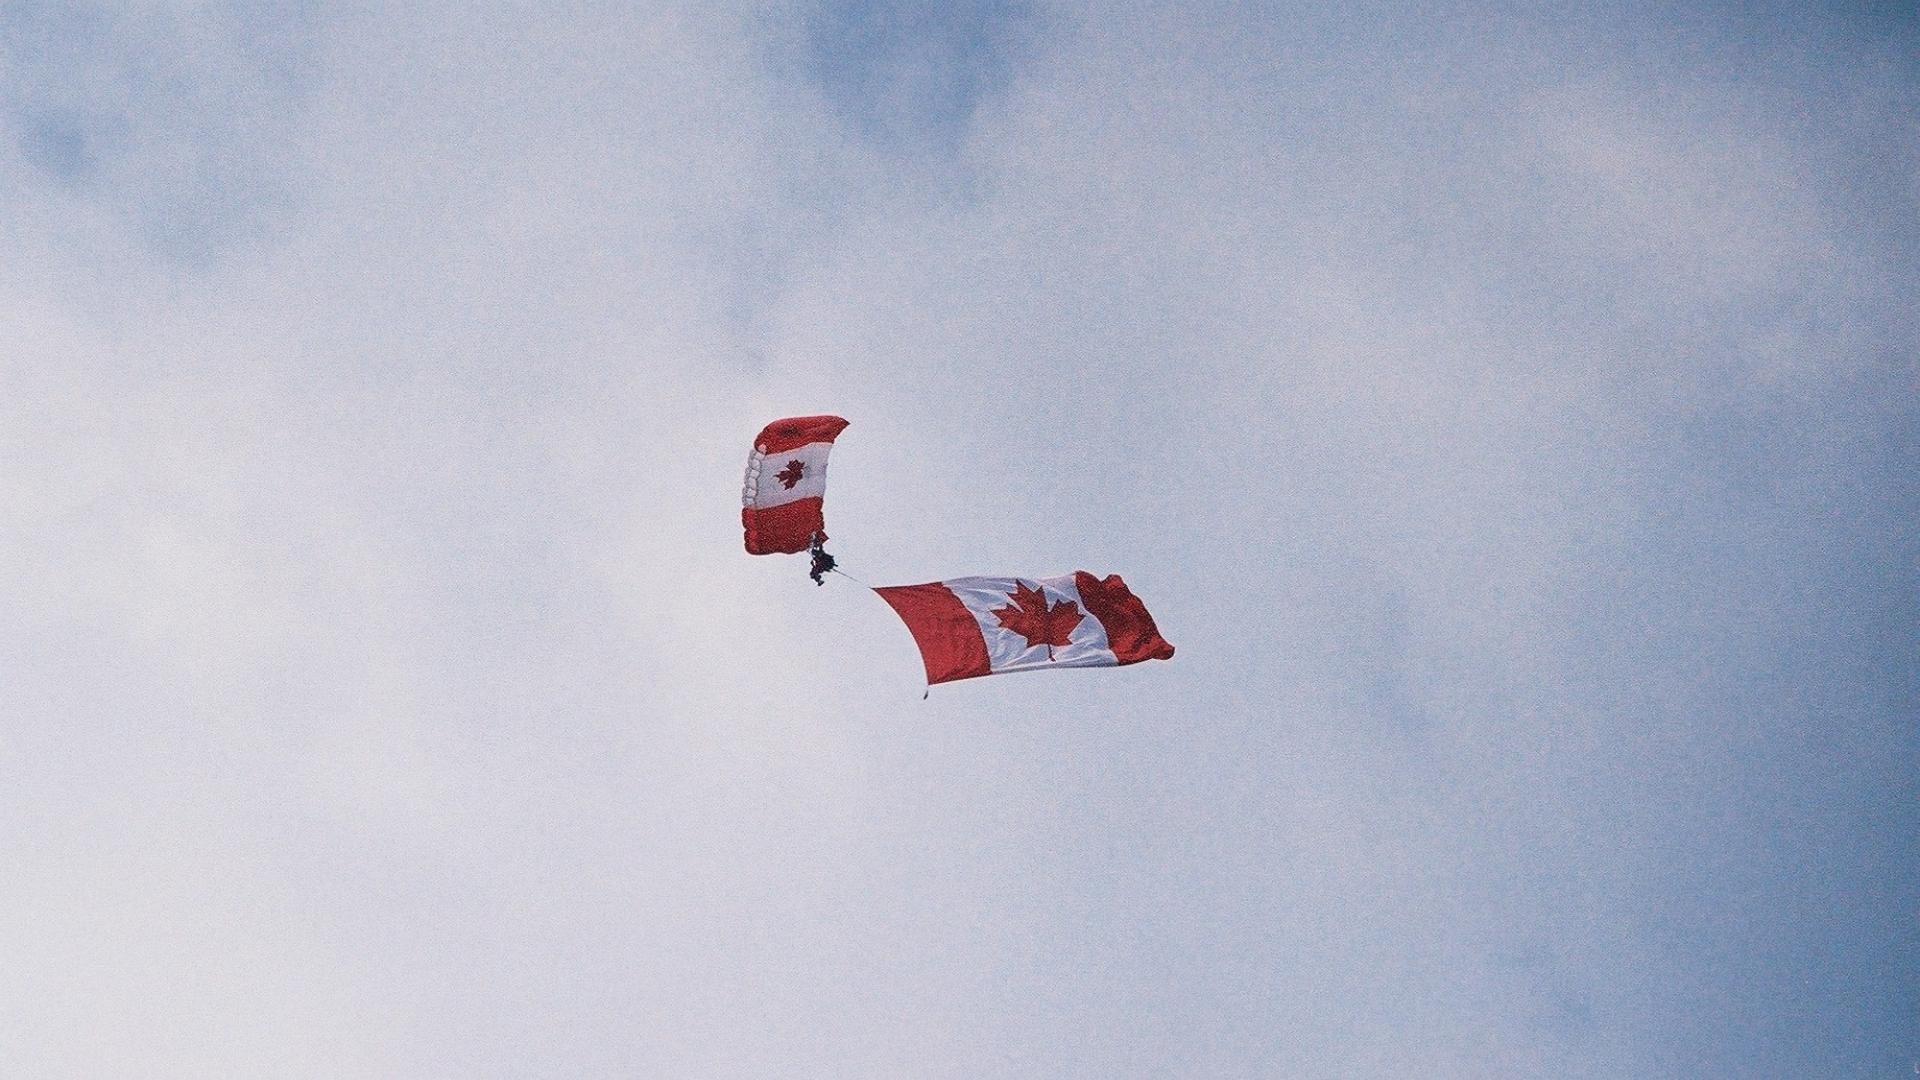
{"left": 830, "top": 566, "right": 873, "bottom": 588}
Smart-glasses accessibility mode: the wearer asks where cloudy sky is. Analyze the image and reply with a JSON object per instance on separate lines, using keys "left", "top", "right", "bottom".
{"left": 3, "top": 2, "right": 1915, "bottom": 1076}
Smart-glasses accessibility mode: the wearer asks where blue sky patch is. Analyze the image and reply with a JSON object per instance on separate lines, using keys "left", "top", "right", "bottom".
{"left": 801, "top": 0, "right": 1032, "bottom": 150}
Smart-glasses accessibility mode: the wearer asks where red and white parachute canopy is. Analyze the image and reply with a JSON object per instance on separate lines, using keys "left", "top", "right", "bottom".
{"left": 742, "top": 415, "right": 850, "bottom": 555}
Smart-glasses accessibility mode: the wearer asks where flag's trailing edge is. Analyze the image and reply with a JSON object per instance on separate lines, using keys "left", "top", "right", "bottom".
{"left": 742, "top": 415, "right": 850, "bottom": 555}
{"left": 876, "top": 572, "right": 1174, "bottom": 685}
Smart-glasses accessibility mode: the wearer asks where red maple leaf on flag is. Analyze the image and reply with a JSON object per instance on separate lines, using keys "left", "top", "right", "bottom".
{"left": 776, "top": 460, "right": 806, "bottom": 489}
{"left": 992, "top": 580, "right": 1084, "bottom": 660}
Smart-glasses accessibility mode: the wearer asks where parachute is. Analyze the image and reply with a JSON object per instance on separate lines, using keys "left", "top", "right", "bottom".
{"left": 742, "top": 416, "right": 850, "bottom": 570}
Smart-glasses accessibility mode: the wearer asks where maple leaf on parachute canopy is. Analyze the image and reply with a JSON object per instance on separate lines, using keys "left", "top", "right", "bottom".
{"left": 776, "top": 460, "right": 806, "bottom": 489}
{"left": 992, "top": 580, "right": 1084, "bottom": 660}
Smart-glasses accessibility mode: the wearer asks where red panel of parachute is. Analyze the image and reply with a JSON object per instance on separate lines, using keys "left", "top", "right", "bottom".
{"left": 754, "top": 415, "right": 849, "bottom": 456}
{"left": 742, "top": 498, "right": 827, "bottom": 555}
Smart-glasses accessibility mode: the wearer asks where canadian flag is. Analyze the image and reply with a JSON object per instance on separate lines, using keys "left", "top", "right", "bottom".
{"left": 876, "top": 572, "right": 1174, "bottom": 685}
{"left": 742, "top": 415, "right": 849, "bottom": 555}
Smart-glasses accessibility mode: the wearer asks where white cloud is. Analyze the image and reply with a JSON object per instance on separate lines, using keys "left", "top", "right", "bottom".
{"left": 2, "top": 3, "right": 1913, "bottom": 1076}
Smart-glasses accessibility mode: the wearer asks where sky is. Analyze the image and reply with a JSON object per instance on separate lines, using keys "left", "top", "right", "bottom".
{"left": 1, "top": 2, "right": 1915, "bottom": 1077}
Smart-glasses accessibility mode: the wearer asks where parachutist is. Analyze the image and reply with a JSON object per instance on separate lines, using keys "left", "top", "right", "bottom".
{"left": 808, "top": 533, "right": 837, "bottom": 585}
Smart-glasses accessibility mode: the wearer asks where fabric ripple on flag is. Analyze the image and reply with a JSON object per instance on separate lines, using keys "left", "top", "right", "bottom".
{"left": 876, "top": 572, "right": 1174, "bottom": 685}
